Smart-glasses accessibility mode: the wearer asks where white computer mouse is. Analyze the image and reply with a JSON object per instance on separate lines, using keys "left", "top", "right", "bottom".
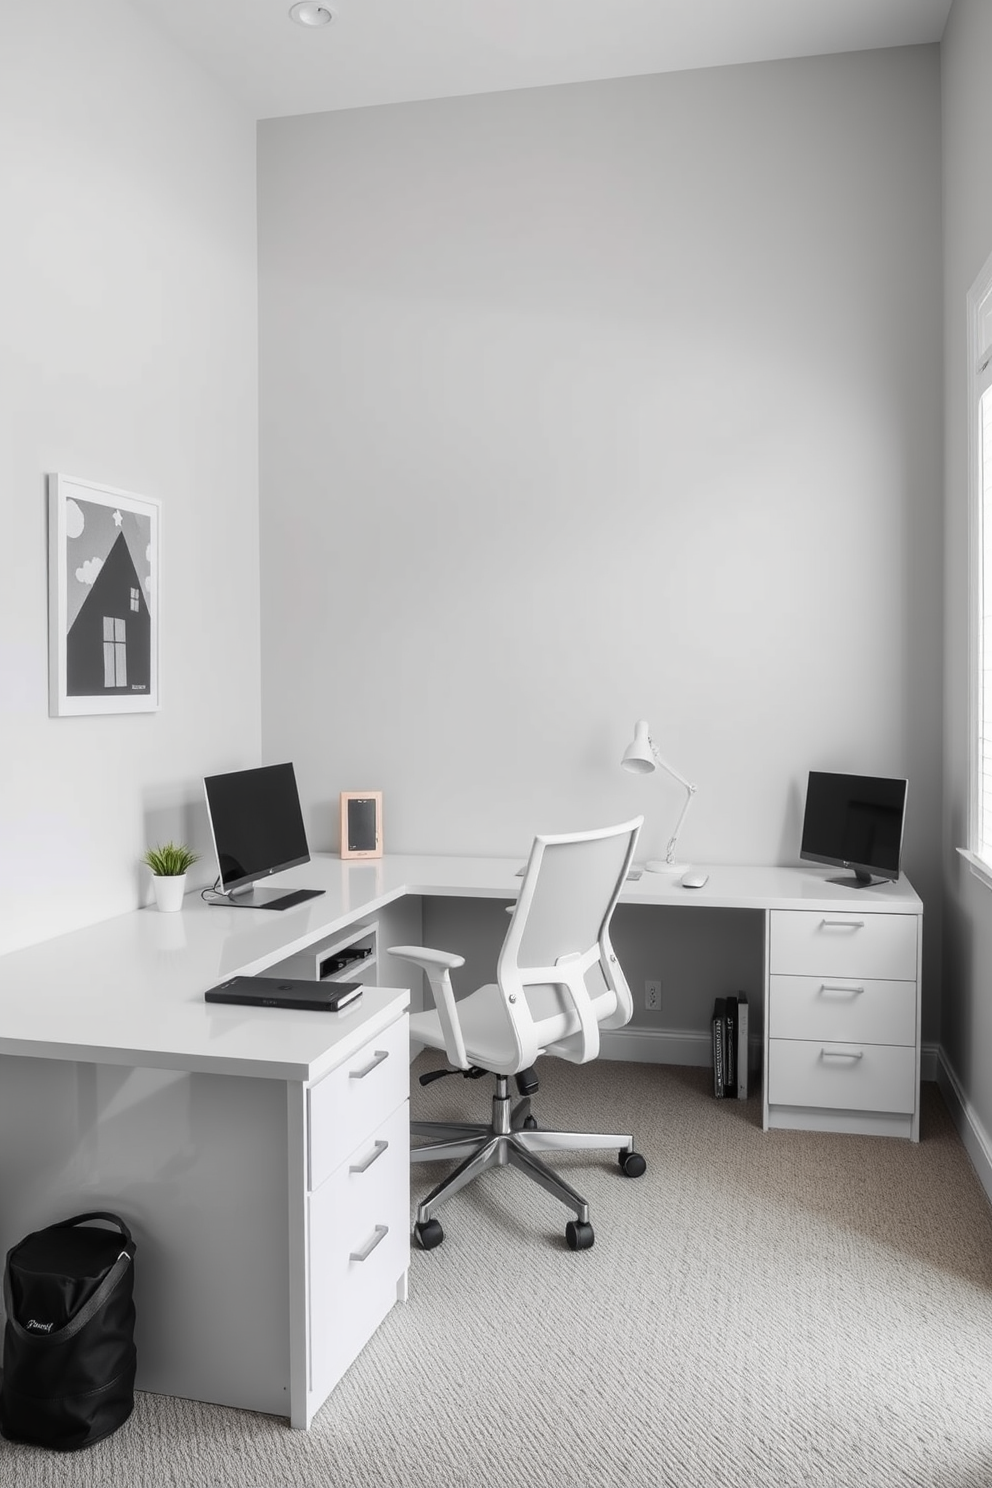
{"left": 680, "top": 870, "right": 709, "bottom": 889}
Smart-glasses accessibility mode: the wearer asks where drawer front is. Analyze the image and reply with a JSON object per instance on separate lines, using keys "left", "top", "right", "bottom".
{"left": 309, "top": 1100, "right": 410, "bottom": 1402}
{"left": 769, "top": 975, "right": 916, "bottom": 1046}
{"left": 309, "top": 1013, "right": 408, "bottom": 1191}
{"left": 769, "top": 910, "right": 917, "bottom": 980}
{"left": 768, "top": 1038, "right": 916, "bottom": 1114}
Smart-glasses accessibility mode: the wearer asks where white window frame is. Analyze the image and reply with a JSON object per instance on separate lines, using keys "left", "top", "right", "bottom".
{"left": 964, "top": 250, "right": 992, "bottom": 887}
{"left": 102, "top": 615, "right": 127, "bottom": 689}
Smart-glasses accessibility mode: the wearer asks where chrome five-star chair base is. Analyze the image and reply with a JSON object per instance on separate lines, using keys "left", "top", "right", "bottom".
{"left": 411, "top": 1066, "right": 646, "bottom": 1252}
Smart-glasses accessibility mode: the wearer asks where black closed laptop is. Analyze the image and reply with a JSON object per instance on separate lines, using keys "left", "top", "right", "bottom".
{"left": 204, "top": 976, "right": 363, "bottom": 1011}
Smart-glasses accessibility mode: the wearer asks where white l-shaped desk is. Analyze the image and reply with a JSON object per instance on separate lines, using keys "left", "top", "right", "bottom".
{"left": 0, "top": 853, "right": 922, "bottom": 1428}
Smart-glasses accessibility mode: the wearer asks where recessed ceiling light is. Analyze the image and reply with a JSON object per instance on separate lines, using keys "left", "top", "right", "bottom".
{"left": 289, "top": 3, "right": 335, "bottom": 26}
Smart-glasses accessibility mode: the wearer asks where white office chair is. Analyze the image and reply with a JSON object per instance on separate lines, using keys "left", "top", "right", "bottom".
{"left": 390, "top": 817, "right": 646, "bottom": 1252}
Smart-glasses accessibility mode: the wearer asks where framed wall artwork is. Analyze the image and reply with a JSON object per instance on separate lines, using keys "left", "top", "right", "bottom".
{"left": 340, "top": 792, "right": 383, "bottom": 859}
{"left": 48, "top": 473, "right": 160, "bottom": 716}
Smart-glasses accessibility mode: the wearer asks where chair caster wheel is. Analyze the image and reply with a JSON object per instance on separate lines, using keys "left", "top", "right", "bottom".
{"left": 619, "top": 1149, "right": 646, "bottom": 1178}
{"left": 414, "top": 1218, "right": 444, "bottom": 1250}
{"left": 522, "top": 1115, "right": 538, "bottom": 1130}
{"left": 565, "top": 1220, "right": 594, "bottom": 1251}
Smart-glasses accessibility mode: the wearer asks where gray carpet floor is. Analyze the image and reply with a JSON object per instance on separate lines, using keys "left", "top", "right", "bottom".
{"left": 4, "top": 1057, "right": 992, "bottom": 1488}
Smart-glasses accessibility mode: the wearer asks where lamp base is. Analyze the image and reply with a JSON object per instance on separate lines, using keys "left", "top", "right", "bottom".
{"left": 644, "top": 859, "right": 687, "bottom": 876}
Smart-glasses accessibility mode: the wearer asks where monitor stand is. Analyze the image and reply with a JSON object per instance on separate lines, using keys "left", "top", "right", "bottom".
{"left": 827, "top": 870, "right": 885, "bottom": 889}
{"left": 215, "top": 885, "right": 325, "bottom": 910}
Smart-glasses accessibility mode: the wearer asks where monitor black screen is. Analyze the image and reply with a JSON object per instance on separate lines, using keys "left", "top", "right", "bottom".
{"left": 800, "top": 771, "right": 907, "bottom": 887}
{"left": 204, "top": 762, "right": 320, "bottom": 906}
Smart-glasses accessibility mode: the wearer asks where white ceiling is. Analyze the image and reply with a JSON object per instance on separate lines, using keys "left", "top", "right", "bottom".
{"left": 126, "top": 0, "right": 953, "bottom": 121}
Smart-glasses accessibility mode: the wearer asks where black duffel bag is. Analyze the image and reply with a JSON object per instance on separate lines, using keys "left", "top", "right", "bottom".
{"left": 0, "top": 1211, "right": 137, "bottom": 1451}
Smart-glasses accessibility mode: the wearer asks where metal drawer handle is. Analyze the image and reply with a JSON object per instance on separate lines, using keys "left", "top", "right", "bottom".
{"left": 350, "top": 1139, "right": 388, "bottom": 1175}
{"left": 820, "top": 1048, "right": 864, "bottom": 1061}
{"left": 350, "top": 1224, "right": 389, "bottom": 1263}
{"left": 820, "top": 919, "right": 865, "bottom": 930}
{"left": 350, "top": 1049, "right": 389, "bottom": 1080}
{"left": 818, "top": 984, "right": 865, "bottom": 996}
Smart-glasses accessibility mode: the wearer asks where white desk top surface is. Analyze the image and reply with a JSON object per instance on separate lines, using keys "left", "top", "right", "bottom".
{"left": 0, "top": 853, "right": 920, "bottom": 1080}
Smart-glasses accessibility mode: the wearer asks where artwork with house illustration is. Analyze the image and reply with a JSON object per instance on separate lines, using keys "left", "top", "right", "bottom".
{"left": 48, "top": 474, "right": 160, "bottom": 716}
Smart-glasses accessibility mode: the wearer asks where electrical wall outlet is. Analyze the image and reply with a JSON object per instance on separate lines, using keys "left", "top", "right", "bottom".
{"left": 644, "top": 979, "right": 662, "bottom": 1011}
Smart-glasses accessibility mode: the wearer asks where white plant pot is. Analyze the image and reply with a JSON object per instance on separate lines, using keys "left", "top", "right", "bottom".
{"left": 152, "top": 874, "right": 187, "bottom": 912}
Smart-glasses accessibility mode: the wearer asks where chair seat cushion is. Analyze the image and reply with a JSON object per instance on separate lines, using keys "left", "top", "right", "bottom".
{"left": 409, "top": 980, "right": 618, "bottom": 1074}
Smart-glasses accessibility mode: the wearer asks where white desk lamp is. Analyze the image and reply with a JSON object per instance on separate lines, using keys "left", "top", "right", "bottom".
{"left": 621, "top": 719, "right": 697, "bottom": 875}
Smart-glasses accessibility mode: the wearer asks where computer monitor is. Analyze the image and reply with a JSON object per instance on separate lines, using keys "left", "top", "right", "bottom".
{"left": 800, "top": 770, "right": 908, "bottom": 888}
{"left": 203, "top": 762, "right": 324, "bottom": 909}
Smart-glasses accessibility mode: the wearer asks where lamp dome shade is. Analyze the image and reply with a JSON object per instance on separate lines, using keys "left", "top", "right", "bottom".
{"left": 621, "top": 720, "right": 656, "bottom": 774}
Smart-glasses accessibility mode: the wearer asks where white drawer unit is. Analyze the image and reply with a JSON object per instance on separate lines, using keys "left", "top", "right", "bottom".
{"left": 302, "top": 1005, "right": 409, "bottom": 1422}
{"left": 764, "top": 905, "right": 922, "bottom": 1141}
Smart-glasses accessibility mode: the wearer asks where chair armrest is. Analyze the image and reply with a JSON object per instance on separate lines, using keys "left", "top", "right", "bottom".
{"left": 387, "top": 945, "right": 469, "bottom": 1069}
{"left": 388, "top": 945, "right": 465, "bottom": 973}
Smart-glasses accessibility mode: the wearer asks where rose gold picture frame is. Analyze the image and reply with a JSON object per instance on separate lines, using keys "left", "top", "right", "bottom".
{"left": 339, "top": 791, "right": 383, "bottom": 859}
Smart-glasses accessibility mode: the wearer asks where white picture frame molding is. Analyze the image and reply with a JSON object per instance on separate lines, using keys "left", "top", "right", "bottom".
{"left": 48, "top": 473, "right": 161, "bottom": 717}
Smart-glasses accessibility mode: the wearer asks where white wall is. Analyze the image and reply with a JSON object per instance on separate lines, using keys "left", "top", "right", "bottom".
{"left": 258, "top": 48, "right": 944, "bottom": 1033}
{"left": 941, "top": 1, "right": 992, "bottom": 1139}
{"left": 0, "top": 0, "right": 261, "bottom": 953}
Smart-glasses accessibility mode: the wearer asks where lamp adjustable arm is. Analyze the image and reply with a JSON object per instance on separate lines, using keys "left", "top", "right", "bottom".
{"left": 662, "top": 779, "right": 697, "bottom": 865}
{"left": 647, "top": 734, "right": 697, "bottom": 867}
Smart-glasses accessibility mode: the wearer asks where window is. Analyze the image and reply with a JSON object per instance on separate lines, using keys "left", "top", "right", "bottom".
{"left": 969, "top": 257, "right": 992, "bottom": 870}
{"left": 130, "top": 587, "right": 139, "bottom": 612}
{"left": 102, "top": 616, "right": 127, "bottom": 688}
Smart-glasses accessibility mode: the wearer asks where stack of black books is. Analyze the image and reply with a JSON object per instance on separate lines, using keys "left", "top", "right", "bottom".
{"left": 711, "top": 993, "right": 749, "bottom": 1099}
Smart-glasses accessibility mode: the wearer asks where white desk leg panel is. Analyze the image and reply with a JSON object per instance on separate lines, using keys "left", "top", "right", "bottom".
{"left": 287, "top": 1080, "right": 311, "bottom": 1429}
{"left": 0, "top": 1056, "right": 294, "bottom": 1414}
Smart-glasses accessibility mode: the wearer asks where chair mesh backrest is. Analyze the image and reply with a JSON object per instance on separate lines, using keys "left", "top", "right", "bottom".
{"left": 511, "top": 830, "right": 634, "bottom": 972}
{"left": 493, "top": 819, "right": 641, "bottom": 1066}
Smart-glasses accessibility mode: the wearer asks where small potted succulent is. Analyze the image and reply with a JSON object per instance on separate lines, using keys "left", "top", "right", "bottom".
{"left": 143, "top": 842, "right": 199, "bottom": 912}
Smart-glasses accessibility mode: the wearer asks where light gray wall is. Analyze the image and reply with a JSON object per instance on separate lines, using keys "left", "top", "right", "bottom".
{"left": 258, "top": 47, "right": 943, "bottom": 1035}
{"left": 0, "top": 0, "right": 261, "bottom": 954}
{"left": 941, "top": 2, "right": 992, "bottom": 1134}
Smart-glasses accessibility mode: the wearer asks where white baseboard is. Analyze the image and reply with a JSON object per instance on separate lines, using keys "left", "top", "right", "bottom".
{"left": 920, "top": 1041, "right": 938, "bottom": 1083}
{"left": 414, "top": 1030, "right": 719, "bottom": 1068}
{"left": 935, "top": 1047, "right": 992, "bottom": 1209}
{"left": 600, "top": 1027, "right": 712, "bottom": 1066}
{"left": 415, "top": 1028, "right": 727, "bottom": 1069}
